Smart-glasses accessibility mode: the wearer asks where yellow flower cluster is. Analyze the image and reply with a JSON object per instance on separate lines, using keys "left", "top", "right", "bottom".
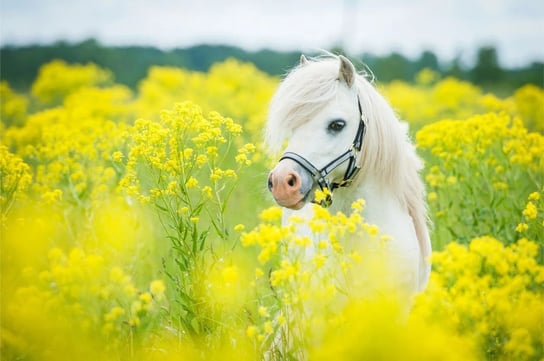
{"left": 309, "top": 298, "right": 479, "bottom": 361}
{"left": 134, "top": 58, "right": 278, "bottom": 144}
{"left": 417, "top": 113, "right": 542, "bottom": 170}
{"left": 516, "top": 190, "right": 544, "bottom": 247}
{"left": 2, "top": 81, "right": 133, "bottom": 213}
{"left": 381, "top": 73, "right": 505, "bottom": 128}
{"left": 1, "top": 58, "right": 543, "bottom": 360}
{"left": 1, "top": 197, "right": 167, "bottom": 359}
{"left": 121, "top": 101, "right": 255, "bottom": 246}
{"left": 242, "top": 200, "right": 391, "bottom": 357}
{"left": 513, "top": 84, "right": 544, "bottom": 133}
{"left": 0, "top": 145, "right": 32, "bottom": 220}
{"left": 381, "top": 69, "right": 543, "bottom": 132}
{"left": 416, "top": 112, "right": 543, "bottom": 247}
{"left": 413, "top": 236, "right": 544, "bottom": 360}
{"left": 0, "top": 81, "right": 28, "bottom": 127}
{"left": 31, "top": 59, "right": 113, "bottom": 105}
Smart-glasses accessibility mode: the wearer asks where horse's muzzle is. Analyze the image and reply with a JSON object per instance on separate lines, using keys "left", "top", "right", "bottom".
{"left": 267, "top": 160, "right": 313, "bottom": 210}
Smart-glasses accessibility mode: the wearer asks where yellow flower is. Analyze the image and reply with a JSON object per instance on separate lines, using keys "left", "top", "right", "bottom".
{"left": 351, "top": 199, "right": 365, "bottom": 211}
{"left": 516, "top": 223, "right": 529, "bottom": 232}
{"left": 522, "top": 201, "right": 537, "bottom": 220}
{"left": 259, "top": 207, "right": 283, "bottom": 222}
{"left": 314, "top": 188, "right": 332, "bottom": 204}
{"left": 313, "top": 254, "right": 327, "bottom": 269}
{"left": 363, "top": 224, "right": 380, "bottom": 237}
{"left": 235, "top": 153, "right": 248, "bottom": 165}
{"left": 41, "top": 189, "right": 63, "bottom": 204}
{"left": 206, "top": 146, "right": 218, "bottom": 158}
{"left": 196, "top": 154, "right": 207, "bottom": 166}
{"left": 186, "top": 177, "right": 198, "bottom": 188}
{"left": 150, "top": 280, "right": 166, "bottom": 298}
{"left": 223, "top": 169, "right": 237, "bottom": 178}
{"left": 504, "top": 328, "right": 535, "bottom": 359}
{"left": 222, "top": 266, "right": 238, "bottom": 285}
{"left": 258, "top": 306, "right": 269, "bottom": 317}
{"left": 210, "top": 168, "right": 223, "bottom": 181}
{"left": 104, "top": 306, "right": 125, "bottom": 322}
{"left": 129, "top": 316, "right": 141, "bottom": 327}
{"left": 183, "top": 148, "right": 194, "bottom": 159}
{"left": 111, "top": 151, "right": 124, "bottom": 162}
{"left": 528, "top": 191, "right": 540, "bottom": 201}
{"left": 349, "top": 251, "right": 362, "bottom": 263}
{"left": 139, "top": 292, "right": 152, "bottom": 303}
{"left": 202, "top": 186, "right": 213, "bottom": 198}
{"left": 246, "top": 325, "right": 257, "bottom": 339}
{"left": 264, "top": 321, "right": 273, "bottom": 334}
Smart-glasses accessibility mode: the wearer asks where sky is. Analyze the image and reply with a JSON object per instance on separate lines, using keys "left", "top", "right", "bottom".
{"left": 1, "top": 0, "right": 543, "bottom": 67}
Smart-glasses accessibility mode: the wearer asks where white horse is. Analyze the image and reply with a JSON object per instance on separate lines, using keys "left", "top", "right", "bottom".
{"left": 265, "top": 54, "right": 431, "bottom": 293}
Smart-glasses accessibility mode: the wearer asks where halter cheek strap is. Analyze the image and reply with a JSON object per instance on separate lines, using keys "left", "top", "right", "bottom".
{"left": 278, "top": 95, "right": 367, "bottom": 208}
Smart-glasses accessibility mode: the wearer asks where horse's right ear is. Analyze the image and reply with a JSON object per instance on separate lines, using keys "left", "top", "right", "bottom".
{"left": 338, "top": 55, "right": 356, "bottom": 87}
{"left": 300, "top": 54, "right": 309, "bottom": 66}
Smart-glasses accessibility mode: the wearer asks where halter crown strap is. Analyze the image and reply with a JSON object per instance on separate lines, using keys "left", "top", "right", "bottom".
{"left": 278, "top": 95, "right": 367, "bottom": 207}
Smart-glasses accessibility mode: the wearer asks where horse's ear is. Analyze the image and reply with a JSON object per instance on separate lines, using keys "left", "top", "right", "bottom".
{"left": 338, "top": 55, "right": 356, "bottom": 87}
{"left": 300, "top": 54, "right": 309, "bottom": 66}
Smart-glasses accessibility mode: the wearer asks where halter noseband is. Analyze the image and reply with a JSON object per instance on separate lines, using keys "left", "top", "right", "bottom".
{"left": 279, "top": 95, "right": 367, "bottom": 208}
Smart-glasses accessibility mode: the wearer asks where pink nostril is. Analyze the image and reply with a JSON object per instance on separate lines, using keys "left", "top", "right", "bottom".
{"left": 268, "top": 169, "right": 304, "bottom": 208}
{"left": 285, "top": 173, "right": 300, "bottom": 189}
{"left": 268, "top": 169, "right": 302, "bottom": 203}
{"left": 287, "top": 177, "right": 295, "bottom": 187}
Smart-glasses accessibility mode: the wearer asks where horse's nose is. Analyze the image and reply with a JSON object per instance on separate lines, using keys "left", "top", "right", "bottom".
{"left": 267, "top": 171, "right": 302, "bottom": 199}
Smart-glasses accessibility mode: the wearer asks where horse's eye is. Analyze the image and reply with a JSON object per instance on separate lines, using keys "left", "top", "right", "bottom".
{"left": 328, "top": 119, "right": 346, "bottom": 133}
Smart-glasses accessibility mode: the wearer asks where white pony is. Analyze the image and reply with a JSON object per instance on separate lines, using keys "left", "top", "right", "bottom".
{"left": 265, "top": 54, "right": 431, "bottom": 293}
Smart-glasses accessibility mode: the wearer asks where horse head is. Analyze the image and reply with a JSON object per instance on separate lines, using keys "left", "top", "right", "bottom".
{"left": 266, "top": 55, "right": 367, "bottom": 209}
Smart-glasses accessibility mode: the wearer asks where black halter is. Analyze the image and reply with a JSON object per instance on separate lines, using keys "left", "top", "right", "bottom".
{"left": 279, "top": 95, "right": 367, "bottom": 207}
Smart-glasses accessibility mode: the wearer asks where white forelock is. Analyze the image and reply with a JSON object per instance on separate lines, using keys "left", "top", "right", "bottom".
{"left": 265, "top": 56, "right": 341, "bottom": 155}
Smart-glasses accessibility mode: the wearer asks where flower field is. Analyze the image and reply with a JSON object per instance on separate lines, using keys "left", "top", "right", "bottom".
{"left": 1, "top": 59, "right": 543, "bottom": 360}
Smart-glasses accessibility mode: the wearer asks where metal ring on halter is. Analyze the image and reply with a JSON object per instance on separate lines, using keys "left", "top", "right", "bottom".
{"left": 278, "top": 95, "right": 367, "bottom": 208}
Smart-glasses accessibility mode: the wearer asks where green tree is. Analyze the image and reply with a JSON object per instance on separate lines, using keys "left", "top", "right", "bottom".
{"left": 470, "top": 46, "right": 504, "bottom": 85}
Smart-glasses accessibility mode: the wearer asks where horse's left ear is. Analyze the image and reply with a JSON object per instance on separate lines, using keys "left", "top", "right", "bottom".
{"left": 338, "top": 55, "right": 356, "bottom": 88}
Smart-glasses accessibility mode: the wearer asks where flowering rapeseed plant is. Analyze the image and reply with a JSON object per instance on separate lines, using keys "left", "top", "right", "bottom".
{"left": 381, "top": 72, "right": 506, "bottom": 129}
{"left": 1, "top": 59, "right": 543, "bottom": 360}
{"left": 0, "top": 145, "right": 31, "bottom": 221}
{"left": 31, "top": 59, "right": 113, "bottom": 106}
{"left": 416, "top": 112, "right": 543, "bottom": 248}
{"left": 413, "top": 236, "right": 544, "bottom": 360}
{"left": 121, "top": 101, "right": 255, "bottom": 340}
{"left": 134, "top": 58, "right": 278, "bottom": 145}
{"left": 382, "top": 69, "right": 544, "bottom": 132}
{"left": 0, "top": 81, "right": 28, "bottom": 127}
{"left": 242, "top": 200, "right": 419, "bottom": 359}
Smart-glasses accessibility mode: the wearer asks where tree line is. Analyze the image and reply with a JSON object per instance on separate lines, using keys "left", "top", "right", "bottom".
{"left": 1, "top": 38, "right": 542, "bottom": 92}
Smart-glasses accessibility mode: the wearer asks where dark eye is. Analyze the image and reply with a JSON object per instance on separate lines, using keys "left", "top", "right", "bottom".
{"left": 327, "top": 119, "right": 346, "bottom": 133}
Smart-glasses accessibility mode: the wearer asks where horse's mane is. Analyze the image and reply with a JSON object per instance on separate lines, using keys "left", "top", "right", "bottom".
{"left": 265, "top": 55, "right": 431, "bottom": 278}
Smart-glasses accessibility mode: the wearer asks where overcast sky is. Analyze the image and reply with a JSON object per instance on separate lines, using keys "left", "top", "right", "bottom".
{"left": 1, "top": 0, "right": 543, "bottom": 67}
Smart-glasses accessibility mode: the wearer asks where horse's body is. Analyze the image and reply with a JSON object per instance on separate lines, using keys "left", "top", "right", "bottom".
{"left": 266, "top": 55, "right": 431, "bottom": 292}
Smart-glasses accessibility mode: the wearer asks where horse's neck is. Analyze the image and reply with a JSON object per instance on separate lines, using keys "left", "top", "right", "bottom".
{"left": 332, "top": 178, "right": 419, "bottom": 252}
